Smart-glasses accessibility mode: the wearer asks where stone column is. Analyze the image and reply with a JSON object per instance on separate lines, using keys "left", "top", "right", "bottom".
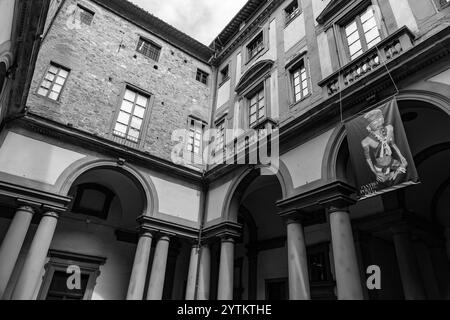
{"left": 0, "top": 206, "right": 35, "bottom": 299}
{"left": 391, "top": 226, "right": 426, "bottom": 300}
{"left": 146, "top": 235, "right": 170, "bottom": 300}
{"left": 197, "top": 244, "right": 211, "bottom": 300}
{"left": 185, "top": 244, "right": 199, "bottom": 300}
{"left": 126, "top": 232, "right": 153, "bottom": 300}
{"left": 12, "top": 212, "right": 59, "bottom": 300}
{"left": 329, "top": 207, "right": 364, "bottom": 300}
{"left": 217, "top": 237, "right": 235, "bottom": 300}
{"left": 286, "top": 219, "right": 310, "bottom": 300}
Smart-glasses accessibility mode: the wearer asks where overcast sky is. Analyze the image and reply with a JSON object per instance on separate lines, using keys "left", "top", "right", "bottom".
{"left": 129, "top": 0, "right": 248, "bottom": 45}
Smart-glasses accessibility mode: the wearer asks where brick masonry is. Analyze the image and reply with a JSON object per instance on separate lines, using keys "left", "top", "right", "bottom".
{"left": 27, "top": 0, "right": 212, "bottom": 163}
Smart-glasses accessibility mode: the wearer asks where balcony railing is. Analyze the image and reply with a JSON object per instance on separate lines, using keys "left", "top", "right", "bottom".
{"left": 111, "top": 131, "right": 141, "bottom": 148}
{"left": 318, "top": 27, "right": 415, "bottom": 96}
{"left": 210, "top": 118, "right": 278, "bottom": 166}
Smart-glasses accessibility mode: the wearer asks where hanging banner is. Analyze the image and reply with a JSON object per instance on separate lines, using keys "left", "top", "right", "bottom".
{"left": 345, "top": 98, "right": 419, "bottom": 200}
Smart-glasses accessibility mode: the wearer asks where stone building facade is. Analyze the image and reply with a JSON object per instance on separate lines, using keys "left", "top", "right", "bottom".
{"left": 0, "top": 0, "right": 449, "bottom": 300}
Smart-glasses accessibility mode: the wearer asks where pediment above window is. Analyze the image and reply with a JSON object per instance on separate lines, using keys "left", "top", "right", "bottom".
{"left": 316, "top": 0, "right": 371, "bottom": 26}
{"left": 235, "top": 59, "right": 274, "bottom": 94}
{"left": 316, "top": 0, "right": 348, "bottom": 25}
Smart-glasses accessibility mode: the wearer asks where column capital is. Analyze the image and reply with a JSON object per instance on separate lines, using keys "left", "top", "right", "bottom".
{"left": 157, "top": 234, "right": 171, "bottom": 242}
{"left": 139, "top": 231, "right": 154, "bottom": 239}
{"left": 277, "top": 181, "right": 356, "bottom": 215}
{"left": 326, "top": 205, "right": 351, "bottom": 215}
{"left": 220, "top": 237, "right": 235, "bottom": 244}
{"left": 202, "top": 221, "right": 242, "bottom": 242}
{"left": 16, "top": 206, "right": 35, "bottom": 215}
{"left": 42, "top": 211, "right": 59, "bottom": 219}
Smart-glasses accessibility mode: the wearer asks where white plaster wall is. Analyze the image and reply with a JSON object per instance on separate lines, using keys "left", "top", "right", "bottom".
{"left": 150, "top": 176, "right": 201, "bottom": 222}
{"left": 0, "top": 0, "right": 15, "bottom": 45}
{"left": 428, "top": 68, "right": 450, "bottom": 86}
{"left": 311, "top": 0, "right": 331, "bottom": 26}
{"left": 217, "top": 79, "right": 231, "bottom": 108}
{"left": 206, "top": 180, "right": 231, "bottom": 222}
{"left": 0, "top": 132, "right": 86, "bottom": 185}
{"left": 284, "top": 14, "right": 305, "bottom": 52}
{"left": 388, "top": 0, "right": 419, "bottom": 33}
{"left": 235, "top": 52, "right": 242, "bottom": 84}
{"left": 270, "top": 69, "right": 279, "bottom": 119}
{"left": 317, "top": 31, "right": 333, "bottom": 79}
{"left": 281, "top": 129, "right": 334, "bottom": 188}
{"left": 233, "top": 100, "right": 240, "bottom": 133}
{"left": 248, "top": 19, "right": 278, "bottom": 69}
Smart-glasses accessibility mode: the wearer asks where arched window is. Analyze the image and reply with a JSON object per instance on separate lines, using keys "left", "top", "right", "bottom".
{"left": 71, "top": 183, "right": 115, "bottom": 220}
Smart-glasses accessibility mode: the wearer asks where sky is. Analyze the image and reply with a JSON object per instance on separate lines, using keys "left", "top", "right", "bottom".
{"left": 129, "top": 0, "right": 248, "bottom": 45}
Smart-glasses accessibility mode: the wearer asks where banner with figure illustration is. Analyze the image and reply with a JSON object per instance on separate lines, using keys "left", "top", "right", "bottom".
{"left": 345, "top": 98, "right": 419, "bottom": 200}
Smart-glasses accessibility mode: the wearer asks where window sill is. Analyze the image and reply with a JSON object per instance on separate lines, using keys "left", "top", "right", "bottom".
{"left": 218, "top": 76, "right": 230, "bottom": 88}
{"left": 34, "top": 92, "right": 62, "bottom": 104}
{"left": 289, "top": 93, "right": 311, "bottom": 109}
{"left": 284, "top": 10, "right": 302, "bottom": 28}
{"left": 135, "top": 51, "right": 160, "bottom": 64}
{"left": 245, "top": 46, "right": 269, "bottom": 66}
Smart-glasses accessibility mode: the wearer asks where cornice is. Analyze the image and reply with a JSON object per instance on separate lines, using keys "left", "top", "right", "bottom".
{"left": 277, "top": 181, "right": 356, "bottom": 212}
{"left": 214, "top": 0, "right": 283, "bottom": 63}
{"left": 0, "top": 181, "right": 72, "bottom": 212}
{"left": 137, "top": 215, "right": 199, "bottom": 240}
{"left": 202, "top": 221, "right": 243, "bottom": 241}
{"left": 17, "top": 113, "right": 203, "bottom": 184}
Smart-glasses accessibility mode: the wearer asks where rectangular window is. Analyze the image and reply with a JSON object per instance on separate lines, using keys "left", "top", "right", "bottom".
{"left": 285, "top": 0, "right": 301, "bottom": 24}
{"left": 219, "top": 65, "right": 229, "bottom": 84}
{"left": 248, "top": 87, "right": 265, "bottom": 127}
{"left": 196, "top": 69, "right": 209, "bottom": 85}
{"left": 46, "top": 271, "right": 89, "bottom": 300}
{"left": 307, "top": 243, "right": 332, "bottom": 283}
{"left": 37, "top": 63, "right": 70, "bottom": 101}
{"left": 291, "top": 61, "right": 309, "bottom": 102}
{"left": 136, "top": 37, "right": 161, "bottom": 62}
{"left": 187, "top": 118, "right": 206, "bottom": 156}
{"left": 114, "top": 87, "right": 149, "bottom": 143}
{"left": 38, "top": 250, "right": 105, "bottom": 300}
{"left": 215, "top": 120, "right": 226, "bottom": 156}
{"left": 438, "top": 0, "right": 450, "bottom": 9}
{"left": 77, "top": 4, "right": 94, "bottom": 26}
{"left": 247, "top": 32, "right": 264, "bottom": 61}
{"left": 344, "top": 6, "right": 381, "bottom": 60}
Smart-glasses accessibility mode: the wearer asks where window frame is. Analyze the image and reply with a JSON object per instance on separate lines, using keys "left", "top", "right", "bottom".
{"left": 307, "top": 242, "right": 333, "bottom": 284}
{"left": 219, "top": 64, "right": 230, "bottom": 86}
{"left": 437, "top": 0, "right": 450, "bottom": 10}
{"left": 76, "top": 4, "right": 95, "bottom": 26}
{"left": 136, "top": 36, "right": 162, "bottom": 62}
{"left": 284, "top": 0, "right": 302, "bottom": 26}
{"left": 196, "top": 68, "right": 209, "bottom": 85}
{"left": 340, "top": 5, "right": 383, "bottom": 62}
{"left": 37, "top": 250, "right": 106, "bottom": 300}
{"left": 246, "top": 84, "right": 266, "bottom": 129}
{"left": 186, "top": 116, "right": 207, "bottom": 160}
{"left": 213, "top": 117, "right": 226, "bottom": 161}
{"left": 71, "top": 183, "right": 115, "bottom": 220}
{"left": 246, "top": 31, "right": 265, "bottom": 63}
{"left": 287, "top": 55, "right": 310, "bottom": 105}
{"left": 110, "top": 84, "right": 154, "bottom": 148}
{"left": 37, "top": 62, "right": 70, "bottom": 102}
